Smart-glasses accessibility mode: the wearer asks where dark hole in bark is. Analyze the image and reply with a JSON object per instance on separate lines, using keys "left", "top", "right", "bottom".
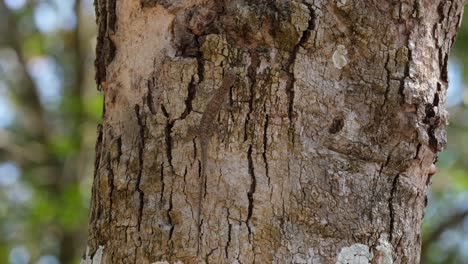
{"left": 329, "top": 117, "right": 344, "bottom": 134}
{"left": 424, "top": 95, "right": 442, "bottom": 151}
{"left": 424, "top": 104, "right": 436, "bottom": 123}
{"left": 433, "top": 92, "right": 440, "bottom": 106}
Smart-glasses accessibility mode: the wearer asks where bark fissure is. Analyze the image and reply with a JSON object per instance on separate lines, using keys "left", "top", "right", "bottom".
{"left": 382, "top": 52, "right": 392, "bottom": 107}
{"left": 389, "top": 174, "right": 400, "bottom": 242}
{"left": 225, "top": 208, "right": 232, "bottom": 259}
{"left": 146, "top": 77, "right": 156, "bottom": 115}
{"left": 246, "top": 144, "right": 256, "bottom": 242}
{"left": 95, "top": 0, "right": 116, "bottom": 87}
{"left": 262, "top": 110, "right": 270, "bottom": 185}
{"left": 90, "top": 124, "right": 103, "bottom": 224}
{"left": 164, "top": 119, "right": 175, "bottom": 173}
{"left": 159, "top": 162, "right": 165, "bottom": 202}
{"left": 116, "top": 137, "right": 123, "bottom": 164}
{"left": 424, "top": 84, "right": 442, "bottom": 152}
{"left": 284, "top": 3, "right": 315, "bottom": 139}
{"left": 167, "top": 183, "right": 175, "bottom": 248}
{"left": 106, "top": 154, "right": 115, "bottom": 223}
{"left": 398, "top": 44, "right": 412, "bottom": 101}
{"left": 244, "top": 50, "right": 260, "bottom": 142}
{"left": 93, "top": 124, "right": 104, "bottom": 179}
{"left": 134, "top": 105, "right": 146, "bottom": 231}
{"left": 180, "top": 75, "right": 198, "bottom": 120}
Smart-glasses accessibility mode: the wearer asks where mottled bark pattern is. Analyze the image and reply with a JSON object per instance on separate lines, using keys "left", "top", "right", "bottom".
{"left": 86, "top": 0, "right": 464, "bottom": 263}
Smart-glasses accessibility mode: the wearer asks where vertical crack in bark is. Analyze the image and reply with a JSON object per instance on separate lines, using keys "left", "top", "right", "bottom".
{"left": 179, "top": 74, "right": 197, "bottom": 120}
{"left": 439, "top": 49, "right": 449, "bottom": 83}
{"left": 167, "top": 182, "right": 175, "bottom": 249}
{"left": 90, "top": 124, "right": 103, "bottom": 223}
{"left": 195, "top": 37, "right": 206, "bottom": 86}
{"left": 106, "top": 0, "right": 117, "bottom": 32}
{"left": 398, "top": 43, "right": 412, "bottom": 102}
{"left": 93, "top": 124, "right": 104, "bottom": 177}
{"left": 158, "top": 71, "right": 198, "bottom": 242}
{"left": 160, "top": 162, "right": 165, "bottom": 202}
{"left": 424, "top": 83, "right": 442, "bottom": 152}
{"left": 414, "top": 143, "right": 422, "bottom": 159}
{"left": 193, "top": 138, "right": 198, "bottom": 160}
{"left": 161, "top": 104, "right": 169, "bottom": 118}
{"left": 163, "top": 114, "right": 176, "bottom": 249}
{"left": 116, "top": 136, "right": 123, "bottom": 165}
{"left": 284, "top": 3, "right": 315, "bottom": 142}
{"left": 134, "top": 105, "right": 146, "bottom": 232}
{"left": 263, "top": 109, "right": 270, "bottom": 185}
{"left": 164, "top": 120, "right": 175, "bottom": 172}
{"left": 246, "top": 144, "right": 257, "bottom": 243}
{"left": 244, "top": 50, "right": 260, "bottom": 142}
{"left": 146, "top": 77, "right": 156, "bottom": 115}
{"left": 388, "top": 174, "right": 400, "bottom": 242}
{"left": 225, "top": 208, "right": 232, "bottom": 259}
{"left": 382, "top": 52, "right": 392, "bottom": 107}
{"left": 106, "top": 154, "right": 115, "bottom": 223}
{"left": 95, "top": 0, "right": 117, "bottom": 87}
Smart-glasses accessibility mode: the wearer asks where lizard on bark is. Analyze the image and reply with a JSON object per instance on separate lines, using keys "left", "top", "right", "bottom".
{"left": 196, "top": 70, "right": 237, "bottom": 254}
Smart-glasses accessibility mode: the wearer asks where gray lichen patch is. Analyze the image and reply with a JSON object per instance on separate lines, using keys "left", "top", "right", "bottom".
{"left": 80, "top": 246, "right": 104, "bottom": 264}
{"left": 335, "top": 239, "right": 394, "bottom": 264}
{"left": 375, "top": 237, "right": 393, "bottom": 264}
{"left": 336, "top": 244, "right": 371, "bottom": 264}
{"left": 332, "top": 45, "right": 348, "bottom": 69}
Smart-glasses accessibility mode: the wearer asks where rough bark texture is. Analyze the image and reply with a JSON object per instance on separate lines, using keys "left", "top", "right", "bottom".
{"left": 85, "top": 0, "right": 464, "bottom": 263}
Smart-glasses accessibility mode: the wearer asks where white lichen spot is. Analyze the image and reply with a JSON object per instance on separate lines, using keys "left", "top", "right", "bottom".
{"left": 336, "top": 244, "right": 371, "bottom": 264}
{"left": 332, "top": 45, "right": 348, "bottom": 69}
{"left": 80, "top": 246, "right": 104, "bottom": 264}
{"left": 337, "top": 0, "right": 347, "bottom": 8}
{"left": 375, "top": 237, "right": 393, "bottom": 264}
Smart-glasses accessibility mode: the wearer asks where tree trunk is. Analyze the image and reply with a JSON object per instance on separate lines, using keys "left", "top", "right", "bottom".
{"left": 83, "top": 1, "right": 464, "bottom": 263}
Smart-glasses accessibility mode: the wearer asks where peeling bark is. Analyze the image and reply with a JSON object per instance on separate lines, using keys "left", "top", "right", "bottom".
{"left": 85, "top": 0, "right": 465, "bottom": 263}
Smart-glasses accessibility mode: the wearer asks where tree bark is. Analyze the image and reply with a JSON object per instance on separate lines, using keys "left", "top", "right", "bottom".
{"left": 84, "top": 0, "right": 464, "bottom": 263}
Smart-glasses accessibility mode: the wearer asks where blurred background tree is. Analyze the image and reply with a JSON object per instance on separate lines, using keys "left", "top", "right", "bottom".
{"left": 0, "top": 0, "right": 100, "bottom": 263}
{"left": 0, "top": 1, "right": 466, "bottom": 263}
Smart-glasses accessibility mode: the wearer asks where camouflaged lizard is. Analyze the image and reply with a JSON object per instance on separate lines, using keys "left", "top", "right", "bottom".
{"left": 195, "top": 70, "right": 236, "bottom": 253}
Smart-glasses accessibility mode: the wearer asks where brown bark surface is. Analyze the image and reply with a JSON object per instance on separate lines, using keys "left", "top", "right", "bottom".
{"left": 84, "top": 1, "right": 464, "bottom": 263}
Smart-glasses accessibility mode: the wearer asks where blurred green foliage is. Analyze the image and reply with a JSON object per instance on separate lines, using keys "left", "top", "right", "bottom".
{"left": 0, "top": 1, "right": 466, "bottom": 263}
{"left": 0, "top": 0, "right": 99, "bottom": 263}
